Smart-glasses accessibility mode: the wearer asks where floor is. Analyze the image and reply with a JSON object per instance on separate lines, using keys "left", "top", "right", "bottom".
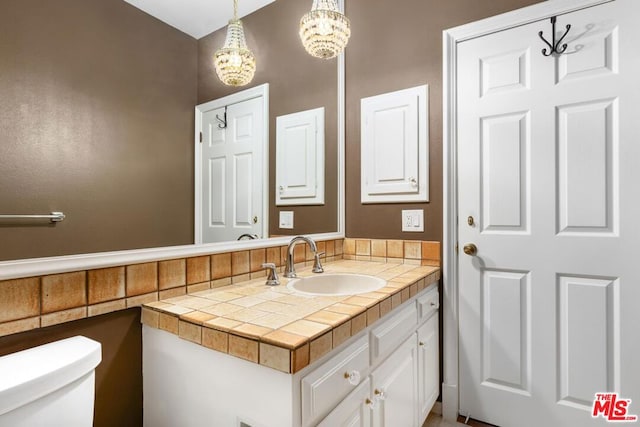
{"left": 422, "top": 412, "right": 467, "bottom": 427}
{"left": 422, "top": 412, "right": 496, "bottom": 427}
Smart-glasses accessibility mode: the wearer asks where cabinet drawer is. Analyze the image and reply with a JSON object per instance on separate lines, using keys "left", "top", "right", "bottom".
{"left": 370, "top": 303, "right": 417, "bottom": 365}
{"left": 417, "top": 288, "right": 439, "bottom": 321}
{"left": 301, "top": 335, "right": 369, "bottom": 427}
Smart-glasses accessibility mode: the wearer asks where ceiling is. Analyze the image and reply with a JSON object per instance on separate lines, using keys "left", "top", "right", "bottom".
{"left": 123, "top": 0, "right": 276, "bottom": 39}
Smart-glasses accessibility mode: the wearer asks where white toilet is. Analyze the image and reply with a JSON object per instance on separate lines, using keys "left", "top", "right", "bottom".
{"left": 0, "top": 336, "right": 102, "bottom": 427}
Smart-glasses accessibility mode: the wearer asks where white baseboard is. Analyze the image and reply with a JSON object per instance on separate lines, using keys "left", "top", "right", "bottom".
{"left": 442, "top": 383, "right": 458, "bottom": 421}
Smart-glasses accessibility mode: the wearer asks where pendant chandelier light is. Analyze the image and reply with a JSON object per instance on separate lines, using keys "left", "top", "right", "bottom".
{"left": 214, "top": 0, "right": 256, "bottom": 87}
{"left": 299, "top": 0, "right": 351, "bottom": 59}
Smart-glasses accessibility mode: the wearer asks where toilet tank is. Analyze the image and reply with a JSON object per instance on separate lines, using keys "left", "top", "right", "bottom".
{"left": 0, "top": 336, "right": 102, "bottom": 427}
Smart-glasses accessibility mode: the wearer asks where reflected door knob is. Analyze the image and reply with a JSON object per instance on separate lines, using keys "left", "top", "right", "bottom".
{"left": 463, "top": 243, "right": 478, "bottom": 256}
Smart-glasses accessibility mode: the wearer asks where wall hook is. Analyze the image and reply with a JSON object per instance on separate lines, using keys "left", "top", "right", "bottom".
{"left": 538, "top": 16, "right": 571, "bottom": 56}
{"left": 216, "top": 107, "right": 227, "bottom": 129}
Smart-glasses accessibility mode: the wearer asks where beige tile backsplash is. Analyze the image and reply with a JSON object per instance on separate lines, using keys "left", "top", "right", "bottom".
{"left": 0, "top": 277, "right": 40, "bottom": 323}
{"left": 126, "top": 263, "right": 158, "bottom": 297}
{"left": 0, "top": 238, "right": 440, "bottom": 354}
{"left": 211, "top": 253, "right": 232, "bottom": 280}
{"left": 186, "top": 256, "right": 211, "bottom": 285}
{"left": 158, "top": 259, "right": 186, "bottom": 290}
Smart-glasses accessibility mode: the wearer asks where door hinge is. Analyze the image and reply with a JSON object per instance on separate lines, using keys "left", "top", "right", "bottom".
{"left": 199, "top": 132, "right": 203, "bottom": 143}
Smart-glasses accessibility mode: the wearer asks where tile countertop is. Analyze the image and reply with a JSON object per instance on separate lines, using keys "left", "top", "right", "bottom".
{"left": 141, "top": 260, "right": 440, "bottom": 374}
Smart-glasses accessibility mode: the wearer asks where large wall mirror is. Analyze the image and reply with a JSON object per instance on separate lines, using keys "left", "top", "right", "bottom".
{"left": 0, "top": 0, "right": 344, "bottom": 271}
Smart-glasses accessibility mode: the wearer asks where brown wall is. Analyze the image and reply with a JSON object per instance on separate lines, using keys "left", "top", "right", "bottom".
{"left": 197, "top": 0, "right": 338, "bottom": 236}
{"left": 0, "top": 309, "right": 143, "bottom": 427}
{"left": 0, "top": 0, "right": 197, "bottom": 261}
{"left": 344, "top": 0, "right": 542, "bottom": 242}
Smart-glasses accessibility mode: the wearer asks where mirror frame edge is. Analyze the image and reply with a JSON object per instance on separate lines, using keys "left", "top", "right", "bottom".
{"left": 0, "top": 18, "right": 346, "bottom": 281}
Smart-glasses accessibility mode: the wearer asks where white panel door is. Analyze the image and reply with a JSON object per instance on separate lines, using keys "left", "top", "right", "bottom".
{"left": 457, "top": 1, "right": 640, "bottom": 426}
{"left": 361, "top": 85, "right": 429, "bottom": 203}
{"left": 201, "top": 97, "right": 263, "bottom": 242}
{"left": 275, "top": 107, "right": 325, "bottom": 205}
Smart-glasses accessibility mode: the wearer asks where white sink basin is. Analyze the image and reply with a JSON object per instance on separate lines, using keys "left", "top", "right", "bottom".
{"left": 287, "top": 274, "right": 386, "bottom": 296}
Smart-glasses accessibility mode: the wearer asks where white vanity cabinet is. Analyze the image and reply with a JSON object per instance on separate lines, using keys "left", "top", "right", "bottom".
{"left": 143, "top": 284, "right": 439, "bottom": 427}
{"left": 313, "top": 287, "right": 440, "bottom": 427}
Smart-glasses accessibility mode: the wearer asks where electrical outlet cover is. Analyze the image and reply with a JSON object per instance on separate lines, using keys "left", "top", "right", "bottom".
{"left": 401, "top": 209, "right": 424, "bottom": 232}
{"left": 279, "top": 211, "right": 294, "bottom": 229}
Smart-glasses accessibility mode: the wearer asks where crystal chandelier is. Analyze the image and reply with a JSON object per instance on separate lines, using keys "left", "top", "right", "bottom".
{"left": 299, "top": 0, "right": 351, "bottom": 59}
{"left": 214, "top": 0, "right": 256, "bottom": 87}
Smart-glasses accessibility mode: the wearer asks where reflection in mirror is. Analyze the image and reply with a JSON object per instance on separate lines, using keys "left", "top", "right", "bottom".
{"left": 195, "top": 85, "right": 269, "bottom": 244}
{"left": 198, "top": 0, "right": 339, "bottom": 239}
{"left": 0, "top": 0, "right": 342, "bottom": 261}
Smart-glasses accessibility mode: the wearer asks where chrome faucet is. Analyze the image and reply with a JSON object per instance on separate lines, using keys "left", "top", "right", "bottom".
{"left": 284, "top": 235, "right": 324, "bottom": 278}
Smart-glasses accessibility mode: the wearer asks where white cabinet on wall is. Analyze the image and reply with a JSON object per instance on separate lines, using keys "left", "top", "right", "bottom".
{"left": 361, "top": 85, "right": 429, "bottom": 203}
{"left": 276, "top": 107, "right": 325, "bottom": 206}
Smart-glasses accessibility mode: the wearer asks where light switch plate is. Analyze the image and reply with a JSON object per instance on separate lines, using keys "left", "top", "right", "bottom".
{"left": 279, "top": 211, "right": 294, "bottom": 229}
{"left": 402, "top": 209, "right": 424, "bottom": 232}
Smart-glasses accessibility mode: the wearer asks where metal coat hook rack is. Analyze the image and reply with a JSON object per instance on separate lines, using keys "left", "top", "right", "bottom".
{"left": 538, "top": 16, "right": 571, "bottom": 56}
{"left": 216, "top": 107, "right": 227, "bottom": 129}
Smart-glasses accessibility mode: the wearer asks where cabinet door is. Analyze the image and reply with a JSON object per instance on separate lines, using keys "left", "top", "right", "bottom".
{"left": 360, "top": 85, "right": 429, "bottom": 204}
{"left": 370, "top": 334, "right": 418, "bottom": 427}
{"left": 417, "top": 314, "right": 439, "bottom": 424}
{"left": 275, "top": 107, "right": 324, "bottom": 205}
{"left": 318, "top": 378, "right": 371, "bottom": 427}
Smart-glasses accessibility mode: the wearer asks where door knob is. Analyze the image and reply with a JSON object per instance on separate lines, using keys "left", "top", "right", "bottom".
{"left": 344, "top": 370, "right": 361, "bottom": 386}
{"left": 463, "top": 243, "right": 477, "bottom": 256}
{"left": 374, "top": 388, "right": 387, "bottom": 401}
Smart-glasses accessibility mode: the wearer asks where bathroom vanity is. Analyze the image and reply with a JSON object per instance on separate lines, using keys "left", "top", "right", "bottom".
{"left": 141, "top": 260, "right": 439, "bottom": 427}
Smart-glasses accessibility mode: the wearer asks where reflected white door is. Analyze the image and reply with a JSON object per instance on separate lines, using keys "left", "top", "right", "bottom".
{"left": 201, "top": 97, "right": 263, "bottom": 243}
{"left": 457, "top": 1, "right": 640, "bottom": 426}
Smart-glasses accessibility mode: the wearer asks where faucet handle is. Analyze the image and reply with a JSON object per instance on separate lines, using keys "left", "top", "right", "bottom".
{"left": 312, "top": 252, "right": 325, "bottom": 274}
{"left": 261, "top": 263, "right": 280, "bottom": 286}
